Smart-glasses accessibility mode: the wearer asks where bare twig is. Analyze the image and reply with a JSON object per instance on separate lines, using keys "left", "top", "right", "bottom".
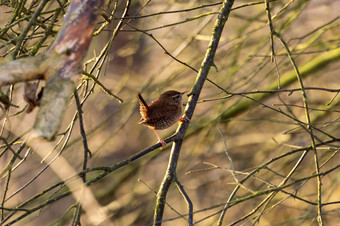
{"left": 82, "top": 71, "right": 123, "bottom": 103}
{"left": 11, "top": 0, "right": 50, "bottom": 59}
{"left": 173, "top": 175, "right": 193, "bottom": 225}
{"left": 273, "top": 31, "right": 323, "bottom": 226}
{"left": 264, "top": 0, "right": 281, "bottom": 88}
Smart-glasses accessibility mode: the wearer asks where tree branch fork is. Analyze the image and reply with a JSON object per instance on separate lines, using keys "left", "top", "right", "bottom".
{"left": 0, "top": 0, "right": 106, "bottom": 140}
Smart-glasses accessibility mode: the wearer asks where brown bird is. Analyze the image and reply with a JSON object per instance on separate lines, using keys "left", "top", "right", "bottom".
{"left": 137, "top": 90, "right": 187, "bottom": 148}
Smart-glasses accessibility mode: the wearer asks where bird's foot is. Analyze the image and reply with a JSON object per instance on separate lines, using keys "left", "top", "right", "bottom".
{"left": 159, "top": 139, "right": 166, "bottom": 149}
{"left": 179, "top": 115, "right": 190, "bottom": 122}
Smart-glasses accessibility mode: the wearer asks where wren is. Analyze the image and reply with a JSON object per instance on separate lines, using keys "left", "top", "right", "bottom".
{"left": 137, "top": 90, "right": 187, "bottom": 148}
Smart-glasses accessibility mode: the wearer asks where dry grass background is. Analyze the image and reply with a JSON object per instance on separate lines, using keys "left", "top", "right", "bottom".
{"left": 0, "top": 0, "right": 340, "bottom": 225}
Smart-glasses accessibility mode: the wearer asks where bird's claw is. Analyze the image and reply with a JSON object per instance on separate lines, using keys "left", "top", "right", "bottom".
{"left": 179, "top": 115, "right": 190, "bottom": 122}
{"left": 159, "top": 139, "right": 166, "bottom": 149}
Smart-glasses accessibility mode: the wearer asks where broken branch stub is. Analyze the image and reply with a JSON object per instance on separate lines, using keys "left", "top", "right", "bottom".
{"left": 34, "top": 77, "right": 75, "bottom": 140}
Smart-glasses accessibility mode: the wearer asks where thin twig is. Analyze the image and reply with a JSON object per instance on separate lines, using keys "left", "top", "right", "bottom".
{"left": 228, "top": 151, "right": 308, "bottom": 225}
{"left": 82, "top": 71, "right": 123, "bottom": 103}
{"left": 74, "top": 90, "right": 92, "bottom": 175}
{"left": 72, "top": 90, "right": 91, "bottom": 224}
{"left": 11, "top": 0, "right": 50, "bottom": 59}
{"left": 264, "top": 0, "right": 281, "bottom": 88}
{"left": 172, "top": 175, "right": 193, "bottom": 226}
{"left": 217, "top": 128, "right": 250, "bottom": 192}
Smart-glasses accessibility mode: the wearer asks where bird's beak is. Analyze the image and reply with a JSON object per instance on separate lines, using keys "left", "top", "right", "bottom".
{"left": 181, "top": 91, "right": 188, "bottom": 95}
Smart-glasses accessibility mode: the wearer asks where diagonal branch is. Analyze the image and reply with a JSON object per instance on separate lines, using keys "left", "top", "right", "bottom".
{"left": 153, "top": 0, "right": 235, "bottom": 225}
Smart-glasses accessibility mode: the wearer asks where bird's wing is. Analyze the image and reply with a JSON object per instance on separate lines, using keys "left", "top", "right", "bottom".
{"left": 149, "top": 104, "right": 181, "bottom": 121}
{"left": 137, "top": 92, "right": 149, "bottom": 119}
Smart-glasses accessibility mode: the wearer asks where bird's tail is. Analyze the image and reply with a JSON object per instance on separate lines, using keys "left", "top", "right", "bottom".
{"left": 136, "top": 92, "right": 148, "bottom": 108}
{"left": 136, "top": 92, "right": 149, "bottom": 120}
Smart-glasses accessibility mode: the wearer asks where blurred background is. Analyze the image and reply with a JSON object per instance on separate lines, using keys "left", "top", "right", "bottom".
{"left": 0, "top": 0, "right": 340, "bottom": 225}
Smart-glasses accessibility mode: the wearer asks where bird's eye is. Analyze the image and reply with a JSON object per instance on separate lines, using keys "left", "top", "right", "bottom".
{"left": 173, "top": 94, "right": 181, "bottom": 100}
